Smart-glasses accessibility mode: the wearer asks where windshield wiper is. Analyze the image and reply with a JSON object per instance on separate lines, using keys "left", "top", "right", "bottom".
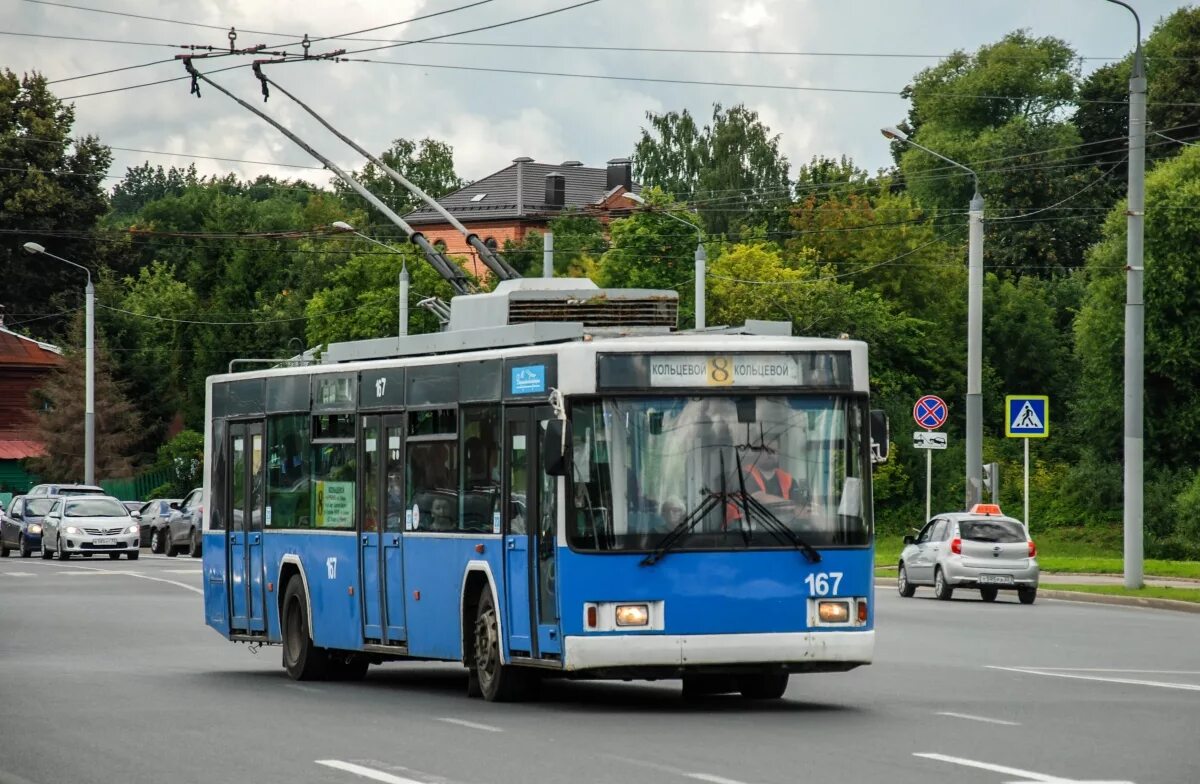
{"left": 732, "top": 448, "right": 821, "bottom": 563}
{"left": 640, "top": 488, "right": 726, "bottom": 566}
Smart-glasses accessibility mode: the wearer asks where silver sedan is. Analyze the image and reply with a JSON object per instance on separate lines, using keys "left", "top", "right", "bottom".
{"left": 40, "top": 496, "right": 141, "bottom": 561}
{"left": 897, "top": 508, "right": 1039, "bottom": 604}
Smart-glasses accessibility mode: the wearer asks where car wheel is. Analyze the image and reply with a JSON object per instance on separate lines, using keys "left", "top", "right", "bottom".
{"left": 282, "top": 579, "right": 328, "bottom": 681}
{"left": 473, "top": 589, "right": 533, "bottom": 702}
{"left": 1018, "top": 587, "right": 1037, "bottom": 605}
{"left": 41, "top": 541, "right": 54, "bottom": 559}
{"left": 20, "top": 536, "right": 33, "bottom": 558}
{"left": 980, "top": 587, "right": 999, "bottom": 602}
{"left": 150, "top": 529, "right": 163, "bottom": 555}
{"left": 934, "top": 568, "right": 953, "bottom": 601}
{"left": 128, "top": 551, "right": 139, "bottom": 560}
{"left": 897, "top": 563, "right": 916, "bottom": 597}
{"left": 739, "top": 672, "right": 789, "bottom": 700}
{"left": 57, "top": 542, "right": 71, "bottom": 560}
{"left": 188, "top": 529, "right": 202, "bottom": 558}
{"left": 109, "top": 553, "right": 121, "bottom": 560}
{"left": 165, "top": 532, "right": 178, "bottom": 557}
{"left": 0, "top": 539, "right": 9, "bottom": 557}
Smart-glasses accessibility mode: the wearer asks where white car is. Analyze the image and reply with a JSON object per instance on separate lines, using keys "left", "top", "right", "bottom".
{"left": 40, "top": 496, "right": 141, "bottom": 561}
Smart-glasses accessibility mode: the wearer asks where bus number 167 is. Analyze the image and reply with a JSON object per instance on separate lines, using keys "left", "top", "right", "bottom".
{"left": 804, "top": 572, "right": 842, "bottom": 596}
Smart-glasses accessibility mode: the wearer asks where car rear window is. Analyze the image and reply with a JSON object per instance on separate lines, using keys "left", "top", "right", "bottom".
{"left": 26, "top": 498, "right": 57, "bottom": 516}
{"left": 65, "top": 498, "right": 129, "bottom": 517}
{"left": 960, "top": 519, "right": 1026, "bottom": 543}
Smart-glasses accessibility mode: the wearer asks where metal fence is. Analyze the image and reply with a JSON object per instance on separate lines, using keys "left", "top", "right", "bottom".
{"left": 100, "top": 467, "right": 173, "bottom": 502}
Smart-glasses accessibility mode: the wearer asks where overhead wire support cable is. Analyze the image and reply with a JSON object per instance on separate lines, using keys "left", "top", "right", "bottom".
{"left": 179, "top": 56, "right": 471, "bottom": 295}
{"left": 254, "top": 66, "right": 519, "bottom": 280}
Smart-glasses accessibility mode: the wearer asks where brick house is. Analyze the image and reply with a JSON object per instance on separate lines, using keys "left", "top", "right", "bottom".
{"left": 404, "top": 157, "right": 639, "bottom": 278}
{"left": 0, "top": 314, "right": 62, "bottom": 495}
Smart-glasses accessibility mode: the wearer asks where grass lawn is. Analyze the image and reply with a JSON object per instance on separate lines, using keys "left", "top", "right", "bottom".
{"left": 875, "top": 526, "right": 1200, "bottom": 580}
{"left": 1044, "top": 584, "right": 1200, "bottom": 604}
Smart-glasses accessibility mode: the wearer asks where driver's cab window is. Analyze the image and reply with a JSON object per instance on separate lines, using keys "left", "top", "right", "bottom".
{"left": 931, "top": 519, "right": 948, "bottom": 541}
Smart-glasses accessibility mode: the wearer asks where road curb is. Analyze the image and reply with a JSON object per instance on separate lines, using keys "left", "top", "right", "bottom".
{"left": 875, "top": 578, "right": 1200, "bottom": 614}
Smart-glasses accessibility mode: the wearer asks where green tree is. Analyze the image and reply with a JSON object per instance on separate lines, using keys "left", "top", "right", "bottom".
{"left": 1, "top": 70, "right": 111, "bottom": 337}
{"left": 501, "top": 213, "right": 608, "bottom": 277}
{"left": 632, "top": 104, "right": 790, "bottom": 237}
{"left": 28, "top": 319, "right": 140, "bottom": 482}
{"left": 145, "top": 430, "right": 204, "bottom": 499}
{"left": 896, "top": 31, "right": 1108, "bottom": 277}
{"left": 333, "top": 137, "right": 464, "bottom": 217}
{"left": 109, "top": 163, "right": 199, "bottom": 218}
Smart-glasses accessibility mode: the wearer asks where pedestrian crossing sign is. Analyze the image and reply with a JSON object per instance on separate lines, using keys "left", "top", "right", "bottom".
{"left": 1005, "top": 395, "right": 1049, "bottom": 438}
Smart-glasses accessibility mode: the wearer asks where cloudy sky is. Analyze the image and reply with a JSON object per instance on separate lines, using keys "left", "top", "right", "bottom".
{"left": 3, "top": 0, "right": 1189, "bottom": 188}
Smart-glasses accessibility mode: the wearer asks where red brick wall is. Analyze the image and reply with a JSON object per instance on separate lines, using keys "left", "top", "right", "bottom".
{"left": 417, "top": 221, "right": 545, "bottom": 279}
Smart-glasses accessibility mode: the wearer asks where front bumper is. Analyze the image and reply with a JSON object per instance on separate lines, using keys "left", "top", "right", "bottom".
{"left": 942, "top": 558, "right": 1039, "bottom": 588}
{"left": 60, "top": 536, "right": 140, "bottom": 553}
{"left": 20, "top": 531, "right": 42, "bottom": 548}
{"left": 563, "top": 630, "right": 874, "bottom": 673}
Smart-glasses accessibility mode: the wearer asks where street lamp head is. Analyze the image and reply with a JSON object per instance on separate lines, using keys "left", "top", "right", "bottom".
{"left": 22, "top": 241, "right": 45, "bottom": 255}
{"left": 880, "top": 126, "right": 908, "bottom": 142}
{"left": 621, "top": 192, "right": 646, "bottom": 205}
{"left": 331, "top": 221, "right": 355, "bottom": 232}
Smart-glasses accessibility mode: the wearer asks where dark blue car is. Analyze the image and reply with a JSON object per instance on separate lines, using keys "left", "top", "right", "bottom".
{"left": 0, "top": 495, "right": 56, "bottom": 558}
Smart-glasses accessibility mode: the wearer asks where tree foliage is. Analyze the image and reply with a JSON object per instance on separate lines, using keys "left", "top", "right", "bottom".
{"left": 501, "top": 213, "right": 607, "bottom": 277}
{"left": 145, "top": 429, "right": 203, "bottom": 499}
{"left": 333, "top": 137, "right": 464, "bottom": 218}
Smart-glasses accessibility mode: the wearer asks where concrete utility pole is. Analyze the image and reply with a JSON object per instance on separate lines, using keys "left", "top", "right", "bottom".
{"left": 620, "top": 191, "right": 706, "bottom": 329}
{"left": 882, "top": 127, "right": 984, "bottom": 508}
{"left": 399, "top": 265, "right": 410, "bottom": 337}
{"left": 543, "top": 231, "right": 554, "bottom": 278}
{"left": 22, "top": 242, "right": 94, "bottom": 485}
{"left": 1107, "top": 0, "right": 1146, "bottom": 589}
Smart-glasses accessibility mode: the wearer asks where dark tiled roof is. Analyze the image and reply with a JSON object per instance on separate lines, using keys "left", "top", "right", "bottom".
{"left": 404, "top": 161, "right": 639, "bottom": 225}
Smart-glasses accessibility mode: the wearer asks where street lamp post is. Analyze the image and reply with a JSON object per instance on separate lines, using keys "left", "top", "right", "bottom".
{"left": 332, "top": 221, "right": 409, "bottom": 337}
{"left": 1105, "top": 0, "right": 1146, "bottom": 589}
{"left": 881, "top": 127, "right": 985, "bottom": 508}
{"left": 621, "top": 192, "right": 707, "bottom": 329}
{"left": 22, "top": 242, "right": 94, "bottom": 485}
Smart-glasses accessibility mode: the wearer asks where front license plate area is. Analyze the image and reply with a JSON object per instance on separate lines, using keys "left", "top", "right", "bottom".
{"left": 93, "top": 537, "right": 115, "bottom": 546}
{"left": 978, "top": 574, "right": 1014, "bottom": 585}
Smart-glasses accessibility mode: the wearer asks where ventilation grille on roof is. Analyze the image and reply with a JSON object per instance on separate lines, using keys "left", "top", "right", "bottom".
{"left": 507, "top": 292, "right": 677, "bottom": 328}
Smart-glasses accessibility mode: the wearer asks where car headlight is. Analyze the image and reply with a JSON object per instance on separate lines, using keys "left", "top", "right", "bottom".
{"left": 64, "top": 526, "right": 82, "bottom": 535}
{"left": 127, "top": 524, "right": 140, "bottom": 534}
{"left": 28, "top": 524, "right": 42, "bottom": 534}
{"left": 614, "top": 604, "right": 650, "bottom": 627}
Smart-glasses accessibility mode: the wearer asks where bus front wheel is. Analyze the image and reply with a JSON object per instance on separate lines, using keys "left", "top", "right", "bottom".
{"left": 472, "top": 590, "right": 533, "bottom": 702}
{"left": 739, "top": 672, "right": 789, "bottom": 699}
{"left": 282, "top": 579, "right": 328, "bottom": 681}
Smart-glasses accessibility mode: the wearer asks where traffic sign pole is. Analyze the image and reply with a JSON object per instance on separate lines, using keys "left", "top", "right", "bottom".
{"left": 1024, "top": 438, "right": 1030, "bottom": 529}
{"left": 926, "top": 445, "right": 932, "bottom": 523}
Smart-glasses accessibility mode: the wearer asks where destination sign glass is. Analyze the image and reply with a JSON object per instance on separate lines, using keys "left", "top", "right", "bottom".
{"left": 598, "top": 352, "right": 851, "bottom": 390}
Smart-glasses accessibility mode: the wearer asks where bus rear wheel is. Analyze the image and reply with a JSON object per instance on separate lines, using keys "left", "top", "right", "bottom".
{"left": 472, "top": 589, "right": 533, "bottom": 702}
{"left": 739, "top": 672, "right": 789, "bottom": 700}
{"left": 282, "top": 579, "right": 328, "bottom": 681}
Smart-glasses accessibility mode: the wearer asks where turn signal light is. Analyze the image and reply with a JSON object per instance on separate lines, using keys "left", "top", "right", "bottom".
{"left": 817, "top": 601, "right": 850, "bottom": 623}
{"left": 857, "top": 600, "right": 869, "bottom": 623}
{"left": 586, "top": 605, "right": 597, "bottom": 628}
{"left": 1028, "top": 540, "right": 1037, "bottom": 558}
{"left": 950, "top": 537, "right": 962, "bottom": 555}
{"left": 615, "top": 604, "right": 649, "bottom": 627}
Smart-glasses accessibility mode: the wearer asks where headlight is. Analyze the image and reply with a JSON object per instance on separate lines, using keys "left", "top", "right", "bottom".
{"left": 127, "top": 524, "right": 139, "bottom": 534}
{"left": 64, "top": 526, "right": 82, "bottom": 535}
{"left": 28, "top": 524, "right": 42, "bottom": 534}
{"left": 817, "top": 600, "right": 850, "bottom": 623}
{"left": 614, "top": 604, "right": 650, "bottom": 627}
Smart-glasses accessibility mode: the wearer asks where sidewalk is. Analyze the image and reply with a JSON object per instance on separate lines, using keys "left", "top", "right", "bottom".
{"left": 1037, "top": 572, "right": 1200, "bottom": 590}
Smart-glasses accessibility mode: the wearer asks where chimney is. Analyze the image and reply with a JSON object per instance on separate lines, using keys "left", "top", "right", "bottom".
{"left": 545, "top": 173, "right": 565, "bottom": 207}
{"left": 606, "top": 157, "right": 632, "bottom": 191}
{"left": 513, "top": 156, "right": 532, "bottom": 216}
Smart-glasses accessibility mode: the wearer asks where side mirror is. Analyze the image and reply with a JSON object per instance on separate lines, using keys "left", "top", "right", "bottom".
{"left": 870, "top": 409, "right": 890, "bottom": 464}
{"left": 542, "top": 419, "right": 569, "bottom": 477}
{"left": 903, "top": 535, "right": 915, "bottom": 546}
{"left": 131, "top": 510, "right": 141, "bottom": 519}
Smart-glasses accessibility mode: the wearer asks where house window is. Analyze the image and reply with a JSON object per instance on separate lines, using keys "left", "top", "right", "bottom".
{"left": 484, "top": 237, "right": 498, "bottom": 251}
{"left": 470, "top": 193, "right": 487, "bottom": 202}
{"left": 433, "top": 239, "right": 448, "bottom": 253}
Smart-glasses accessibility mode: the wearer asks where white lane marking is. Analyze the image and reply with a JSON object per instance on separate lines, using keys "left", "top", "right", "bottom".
{"left": 605, "top": 754, "right": 756, "bottom": 784}
{"left": 285, "top": 683, "right": 323, "bottom": 694}
{"left": 314, "top": 760, "right": 428, "bottom": 784}
{"left": 63, "top": 570, "right": 124, "bottom": 575}
{"left": 1024, "top": 668, "right": 1200, "bottom": 675}
{"left": 160, "top": 569, "right": 203, "bottom": 574}
{"left": 686, "top": 775, "right": 754, "bottom": 784}
{"left": 435, "top": 717, "right": 503, "bottom": 732}
{"left": 913, "top": 753, "right": 1064, "bottom": 782}
{"left": 23, "top": 560, "right": 203, "bottom": 595}
{"left": 989, "top": 665, "right": 1200, "bottom": 692}
{"left": 935, "top": 711, "right": 1020, "bottom": 726}
{"left": 1, "top": 572, "right": 37, "bottom": 577}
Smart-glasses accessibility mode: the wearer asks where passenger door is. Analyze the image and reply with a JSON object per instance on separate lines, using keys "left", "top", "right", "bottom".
{"left": 359, "top": 415, "right": 384, "bottom": 641}
{"left": 909, "top": 519, "right": 939, "bottom": 583}
{"left": 503, "top": 406, "right": 560, "bottom": 659}
{"left": 228, "top": 422, "right": 267, "bottom": 634}
{"left": 381, "top": 416, "right": 407, "bottom": 642}
{"left": 358, "top": 414, "right": 409, "bottom": 646}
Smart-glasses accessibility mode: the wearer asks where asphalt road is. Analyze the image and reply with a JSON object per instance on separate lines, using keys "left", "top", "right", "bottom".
{"left": 2, "top": 554, "right": 1197, "bottom": 784}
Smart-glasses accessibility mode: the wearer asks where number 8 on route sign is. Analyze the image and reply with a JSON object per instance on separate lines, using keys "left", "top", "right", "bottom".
{"left": 913, "top": 395, "right": 948, "bottom": 430}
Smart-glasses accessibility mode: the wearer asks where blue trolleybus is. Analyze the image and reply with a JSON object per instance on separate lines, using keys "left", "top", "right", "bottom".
{"left": 202, "top": 279, "right": 886, "bottom": 701}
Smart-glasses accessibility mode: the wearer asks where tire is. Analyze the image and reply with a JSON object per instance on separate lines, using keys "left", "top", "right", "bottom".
{"left": 20, "top": 536, "right": 32, "bottom": 558}
{"left": 127, "top": 551, "right": 139, "bottom": 561}
{"left": 165, "top": 531, "right": 178, "bottom": 557}
{"left": 739, "top": 672, "right": 789, "bottom": 700}
{"left": 472, "top": 589, "right": 532, "bottom": 702}
{"left": 933, "top": 568, "right": 953, "bottom": 601}
{"left": 282, "top": 578, "right": 328, "bottom": 681}
{"left": 150, "top": 529, "right": 164, "bottom": 555}
{"left": 897, "top": 563, "right": 916, "bottom": 597}
{"left": 109, "top": 553, "right": 121, "bottom": 560}
{"left": 682, "top": 674, "right": 738, "bottom": 700}
{"left": 57, "top": 542, "right": 71, "bottom": 560}
{"left": 980, "top": 587, "right": 998, "bottom": 602}
{"left": 0, "top": 540, "right": 9, "bottom": 557}
{"left": 188, "top": 529, "right": 202, "bottom": 558}
{"left": 1018, "top": 587, "right": 1037, "bottom": 605}
{"left": 41, "top": 541, "right": 54, "bottom": 559}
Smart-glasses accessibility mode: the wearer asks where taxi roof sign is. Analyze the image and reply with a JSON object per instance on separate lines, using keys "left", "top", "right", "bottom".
{"left": 969, "top": 503, "right": 1003, "bottom": 516}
